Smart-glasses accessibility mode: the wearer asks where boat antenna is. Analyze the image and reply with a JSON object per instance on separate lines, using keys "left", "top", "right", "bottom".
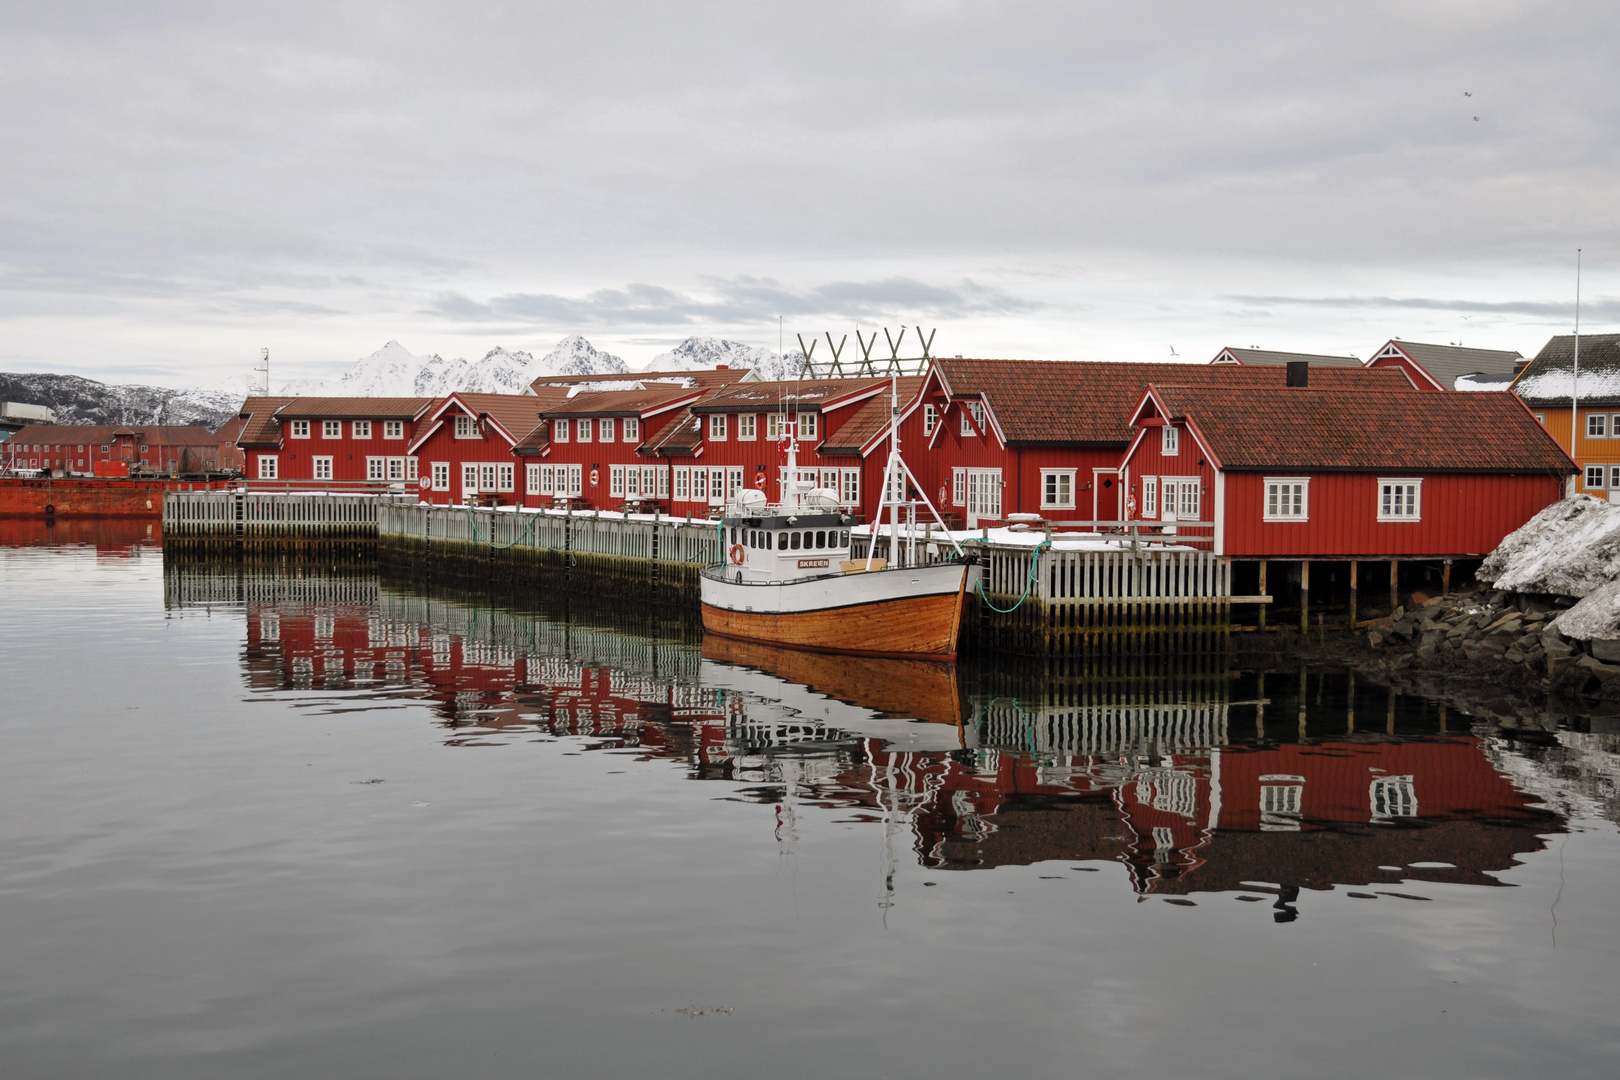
{"left": 1572, "top": 249, "right": 1581, "bottom": 463}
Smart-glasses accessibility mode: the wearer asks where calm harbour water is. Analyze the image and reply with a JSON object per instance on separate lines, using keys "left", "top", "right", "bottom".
{"left": 2, "top": 524, "right": 1619, "bottom": 1079}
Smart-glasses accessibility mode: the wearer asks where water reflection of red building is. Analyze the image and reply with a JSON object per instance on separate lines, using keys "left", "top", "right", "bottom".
{"left": 0, "top": 516, "right": 160, "bottom": 554}
{"left": 236, "top": 595, "right": 1563, "bottom": 899}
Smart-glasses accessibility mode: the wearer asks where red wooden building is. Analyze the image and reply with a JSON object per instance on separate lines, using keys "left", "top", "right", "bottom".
{"left": 407, "top": 392, "right": 557, "bottom": 505}
{"left": 910, "top": 359, "right": 1416, "bottom": 528}
{"left": 645, "top": 377, "right": 898, "bottom": 516}
{"left": 4, "top": 423, "right": 229, "bottom": 475}
{"left": 1364, "top": 339, "right": 1524, "bottom": 393}
{"left": 1119, "top": 380, "right": 1574, "bottom": 557}
{"left": 520, "top": 385, "right": 707, "bottom": 509}
{"left": 239, "top": 397, "right": 435, "bottom": 485}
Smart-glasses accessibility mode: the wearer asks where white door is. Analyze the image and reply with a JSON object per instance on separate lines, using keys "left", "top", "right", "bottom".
{"left": 461, "top": 463, "right": 478, "bottom": 501}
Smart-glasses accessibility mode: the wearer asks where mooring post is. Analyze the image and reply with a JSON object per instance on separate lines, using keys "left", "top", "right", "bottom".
{"left": 1442, "top": 558, "right": 1452, "bottom": 596}
{"left": 1255, "top": 671, "right": 1266, "bottom": 740}
{"left": 1386, "top": 685, "right": 1396, "bottom": 734}
{"left": 1300, "top": 560, "right": 1310, "bottom": 634}
{"left": 1346, "top": 669, "right": 1355, "bottom": 733}
{"left": 1389, "top": 559, "right": 1399, "bottom": 612}
{"left": 1348, "top": 559, "right": 1358, "bottom": 625}
{"left": 1297, "top": 663, "right": 1308, "bottom": 740}
{"left": 1258, "top": 560, "right": 1267, "bottom": 631}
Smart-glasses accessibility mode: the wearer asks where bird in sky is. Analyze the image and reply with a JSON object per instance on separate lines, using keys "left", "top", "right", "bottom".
{"left": 1464, "top": 91, "right": 1472, "bottom": 97}
{"left": 1168, "top": 345, "right": 1179, "bottom": 357}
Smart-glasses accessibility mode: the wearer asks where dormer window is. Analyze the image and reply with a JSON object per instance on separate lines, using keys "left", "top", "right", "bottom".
{"left": 923, "top": 404, "right": 937, "bottom": 436}
{"left": 961, "top": 401, "right": 984, "bottom": 435}
{"left": 1161, "top": 426, "right": 1179, "bottom": 456}
{"left": 454, "top": 415, "right": 477, "bottom": 439}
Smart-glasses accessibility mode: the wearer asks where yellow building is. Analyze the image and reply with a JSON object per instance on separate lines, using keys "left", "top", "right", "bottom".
{"left": 1511, "top": 333, "right": 1620, "bottom": 497}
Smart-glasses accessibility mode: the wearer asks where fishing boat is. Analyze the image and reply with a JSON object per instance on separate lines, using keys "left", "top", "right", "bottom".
{"left": 699, "top": 379, "right": 973, "bottom": 660}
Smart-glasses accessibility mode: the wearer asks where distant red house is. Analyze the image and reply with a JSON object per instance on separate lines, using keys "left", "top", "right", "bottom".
{"left": 4, "top": 424, "right": 226, "bottom": 475}
{"left": 1119, "top": 380, "right": 1575, "bottom": 557}
{"left": 916, "top": 359, "right": 1417, "bottom": 529}
{"left": 1364, "top": 339, "right": 1524, "bottom": 393}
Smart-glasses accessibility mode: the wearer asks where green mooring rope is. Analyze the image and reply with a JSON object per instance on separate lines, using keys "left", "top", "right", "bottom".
{"left": 465, "top": 504, "right": 545, "bottom": 551}
{"left": 962, "top": 537, "right": 1051, "bottom": 614}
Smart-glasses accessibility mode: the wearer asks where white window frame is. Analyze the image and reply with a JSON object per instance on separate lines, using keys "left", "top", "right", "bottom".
{"left": 431, "top": 462, "right": 449, "bottom": 491}
{"left": 1263, "top": 477, "right": 1309, "bottom": 521}
{"left": 709, "top": 414, "right": 727, "bottom": 441}
{"left": 454, "top": 415, "right": 477, "bottom": 439}
{"left": 1534, "top": 413, "right": 1546, "bottom": 424}
{"left": 313, "top": 456, "right": 333, "bottom": 480}
{"left": 656, "top": 466, "right": 669, "bottom": 498}
{"left": 1142, "top": 476, "right": 1157, "bottom": 518}
{"left": 1588, "top": 413, "right": 1608, "bottom": 439}
{"left": 610, "top": 464, "right": 625, "bottom": 497}
{"left": 923, "top": 404, "right": 937, "bottom": 436}
{"left": 1587, "top": 465, "right": 1606, "bottom": 490}
{"left": 737, "top": 414, "right": 756, "bottom": 441}
{"left": 1377, "top": 478, "right": 1422, "bottom": 521}
{"left": 387, "top": 457, "right": 407, "bottom": 481}
{"left": 600, "top": 417, "right": 615, "bottom": 442}
{"left": 353, "top": 420, "right": 372, "bottom": 440}
{"left": 406, "top": 457, "right": 417, "bottom": 481}
{"left": 674, "top": 466, "right": 690, "bottom": 501}
{"left": 479, "top": 463, "right": 498, "bottom": 493}
{"left": 692, "top": 467, "right": 709, "bottom": 502}
{"left": 1161, "top": 476, "right": 1200, "bottom": 521}
{"left": 462, "top": 463, "right": 478, "bottom": 496}
{"left": 766, "top": 413, "right": 785, "bottom": 440}
{"left": 726, "top": 466, "right": 744, "bottom": 501}
{"left": 1040, "top": 469, "right": 1076, "bottom": 510}
{"left": 1370, "top": 776, "right": 1418, "bottom": 821}
{"left": 322, "top": 420, "right": 341, "bottom": 439}
{"left": 840, "top": 468, "right": 860, "bottom": 506}
{"left": 258, "top": 455, "right": 278, "bottom": 480}
{"left": 497, "top": 463, "right": 513, "bottom": 492}
{"left": 1609, "top": 466, "right": 1620, "bottom": 490}
{"left": 966, "top": 468, "right": 1002, "bottom": 520}
{"left": 384, "top": 420, "right": 404, "bottom": 439}
{"left": 554, "top": 418, "right": 570, "bottom": 442}
{"left": 952, "top": 467, "right": 966, "bottom": 506}
{"left": 796, "top": 412, "right": 817, "bottom": 440}
{"left": 624, "top": 417, "right": 640, "bottom": 442}
{"left": 577, "top": 418, "right": 593, "bottom": 443}
{"left": 566, "top": 464, "right": 583, "bottom": 497}
{"left": 366, "top": 456, "right": 385, "bottom": 481}
{"left": 289, "top": 420, "right": 310, "bottom": 439}
{"left": 960, "top": 402, "right": 977, "bottom": 436}
{"left": 1161, "top": 425, "right": 1179, "bottom": 456}
{"left": 527, "top": 463, "right": 542, "bottom": 495}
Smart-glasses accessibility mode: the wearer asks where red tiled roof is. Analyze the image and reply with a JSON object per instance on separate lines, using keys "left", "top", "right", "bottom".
{"left": 237, "top": 397, "right": 296, "bottom": 447}
{"left": 1145, "top": 386, "right": 1575, "bottom": 473}
{"left": 5, "top": 424, "right": 221, "bottom": 447}
{"left": 692, "top": 377, "right": 887, "bottom": 413}
{"left": 934, "top": 359, "right": 1413, "bottom": 446}
{"left": 273, "top": 397, "right": 435, "bottom": 419}
{"left": 821, "top": 376, "right": 926, "bottom": 454}
{"left": 644, "top": 406, "right": 705, "bottom": 456}
{"left": 438, "top": 393, "right": 547, "bottom": 446}
{"left": 529, "top": 369, "right": 748, "bottom": 392}
{"left": 541, "top": 386, "right": 702, "bottom": 417}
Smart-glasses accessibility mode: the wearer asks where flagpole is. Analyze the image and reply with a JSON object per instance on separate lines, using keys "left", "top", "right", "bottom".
{"left": 1572, "top": 248, "right": 1582, "bottom": 463}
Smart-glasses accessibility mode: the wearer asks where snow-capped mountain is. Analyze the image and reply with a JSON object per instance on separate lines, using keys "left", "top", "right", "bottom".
{"left": 0, "top": 372, "right": 240, "bottom": 429}
{"left": 278, "top": 337, "right": 629, "bottom": 399}
{"left": 541, "top": 335, "right": 630, "bottom": 377}
{"left": 646, "top": 337, "right": 805, "bottom": 379}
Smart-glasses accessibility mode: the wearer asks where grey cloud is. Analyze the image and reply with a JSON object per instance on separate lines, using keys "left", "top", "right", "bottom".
{"left": 430, "top": 277, "right": 1041, "bottom": 328}
{"left": 1227, "top": 294, "right": 1620, "bottom": 322}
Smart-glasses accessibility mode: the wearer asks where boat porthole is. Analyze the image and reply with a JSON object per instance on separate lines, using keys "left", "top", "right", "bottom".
{"left": 44, "top": 504, "right": 54, "bottom": 515}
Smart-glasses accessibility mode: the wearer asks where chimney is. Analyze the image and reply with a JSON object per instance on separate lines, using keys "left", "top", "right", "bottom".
{"left": 715, "top": 364, "right": 729, "bottom": 370}
{"left": 1286, "top": 361, "right": 1309, "bottom": 387}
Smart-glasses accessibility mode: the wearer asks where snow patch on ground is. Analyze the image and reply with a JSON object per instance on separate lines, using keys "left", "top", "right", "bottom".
{"left": 1477, "top": 495, "right": 1620, "bottom": 598}
{"left": 1552, "top": 580, "right": 1620, "bottom": 640}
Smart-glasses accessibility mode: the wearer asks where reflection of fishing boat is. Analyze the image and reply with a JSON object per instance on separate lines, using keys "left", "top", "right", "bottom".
{"left": 702, "top": 634, "right": 966, "bottom": 728}
{"left": 699, "top": 379, "right": 972, "bottom": 660}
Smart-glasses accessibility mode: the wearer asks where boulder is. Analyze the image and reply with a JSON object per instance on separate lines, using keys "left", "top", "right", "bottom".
{"left": 1367, "top": 631, "right": 1386, "bottom": 649}
{"left": 1390, "top": 619, "right": 1414, "bottom": 642}
{"left": 1477, "top": 495, "right": 1620, "bottom": 597}
{"left": 1592, "top": 638, "right": 1620, "bottom": 664}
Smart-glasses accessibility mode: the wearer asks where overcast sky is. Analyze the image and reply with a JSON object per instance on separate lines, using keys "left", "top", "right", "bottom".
{"left": 2, "top": 0, "right": 1617, "bottom": 389}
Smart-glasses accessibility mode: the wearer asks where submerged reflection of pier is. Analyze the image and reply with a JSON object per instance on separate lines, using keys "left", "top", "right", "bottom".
{"left": 171, "top": 563, "right": 1591, "bottom": 904}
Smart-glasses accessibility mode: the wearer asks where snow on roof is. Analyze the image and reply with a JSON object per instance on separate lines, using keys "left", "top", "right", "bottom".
{"left": 1513, "top": 333, "right": 1620, "bottom": 405}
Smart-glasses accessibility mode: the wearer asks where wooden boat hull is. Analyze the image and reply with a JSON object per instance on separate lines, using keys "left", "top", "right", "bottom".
{"left": 699, "top": 561, "right": 969, "bottom": 659}
{"left": 0, "top": 477, "right": 230, "bottom": 518}
{"left": 702, "top": 635, "right": 965, "bottom": 727}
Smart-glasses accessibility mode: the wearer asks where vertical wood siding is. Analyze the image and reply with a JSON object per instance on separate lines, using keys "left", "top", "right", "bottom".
{"left": 1220, "top": 471, "right": 1566, "bottom": 557}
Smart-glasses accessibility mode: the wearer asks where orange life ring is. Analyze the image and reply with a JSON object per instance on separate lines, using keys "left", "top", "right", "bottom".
{"left": 729, "top": 543, "right": 745, "bottom": 565}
